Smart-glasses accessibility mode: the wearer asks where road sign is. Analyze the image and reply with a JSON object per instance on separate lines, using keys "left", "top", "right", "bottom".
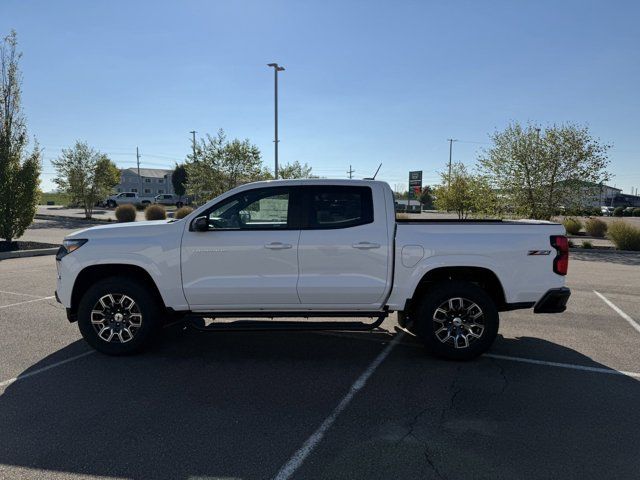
{"left": 408, "top": 171, "right": 422, "bottom": 200}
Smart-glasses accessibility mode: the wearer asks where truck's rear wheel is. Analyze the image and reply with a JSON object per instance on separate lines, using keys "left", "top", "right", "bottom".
{"left": 77, "top": 278, "right": 161, "bottom": 355}
{"left": 414, "top": 281, "right": 498, "bottom": 360}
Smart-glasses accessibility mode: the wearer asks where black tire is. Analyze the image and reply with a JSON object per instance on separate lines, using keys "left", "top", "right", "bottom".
{"left": 414, "top": 281, "right": 499, "bottom": 361}
{"left": 176, "top": 201, "right": 183, "bottom": 208}
{"left": 107, "top": 200, "right": 116, "bottom": 208}
{"left": 77, "top": 277, "right": 162, "bottom": 355}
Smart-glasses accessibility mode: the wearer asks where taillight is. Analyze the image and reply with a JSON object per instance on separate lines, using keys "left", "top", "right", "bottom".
{"left": 550, "top": 235, "right": 569, "bottom": 275}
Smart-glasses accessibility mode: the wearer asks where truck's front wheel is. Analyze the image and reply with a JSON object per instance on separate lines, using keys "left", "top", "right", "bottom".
{"left": 414, "top": 281, "right": 499, "bottom": 361}
{"left": 77, "top": 278, "right": 161, "bottom": 355}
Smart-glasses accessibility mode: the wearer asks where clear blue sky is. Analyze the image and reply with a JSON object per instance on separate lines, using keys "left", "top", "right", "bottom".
{"left": 2, "top": 0, "right": 639, "bottom": 193}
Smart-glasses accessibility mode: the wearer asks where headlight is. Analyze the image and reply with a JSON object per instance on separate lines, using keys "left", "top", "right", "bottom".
{"left": 56, "top": 239, "right": 88, "bottom": 261}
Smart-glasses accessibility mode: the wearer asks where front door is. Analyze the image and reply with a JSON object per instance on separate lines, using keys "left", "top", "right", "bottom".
{"left": 181, "top": 186, "right": 300, "bottom": 309}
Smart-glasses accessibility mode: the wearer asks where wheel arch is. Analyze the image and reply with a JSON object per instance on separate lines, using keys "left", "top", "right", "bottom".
{"left": 69, "top": 264, "right": 166, "bottom": 322}
{"left": 407, "top": 266, "right": 506, "bottom": 314}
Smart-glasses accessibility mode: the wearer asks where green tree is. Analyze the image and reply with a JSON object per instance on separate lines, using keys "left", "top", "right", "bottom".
{"left": 172, "top": 163, "right": 187, "bottom": 198}
{"left": 433, "top": 163, "right": 496, "bottom": 219}
{"left": 51, "top": 141, "right": 120, "bottom": 219}
{"left": 279, "top": 161, "right": 313, "bottom": 179}
{"left": 478, "top": 122, "right": 610, "bottom": 220}
{"left": 0, "top": 30, "right": 41, "bottom": 243}
{"left": 185, "top": 129, "right": 268, "bottom": 202}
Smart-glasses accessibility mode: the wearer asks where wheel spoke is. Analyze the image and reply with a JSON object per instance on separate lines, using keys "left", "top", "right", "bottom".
{"left": 92, "top": 294, "right": 142, "bottom": 344}
{"left": 432, "top": 297, "right": 484, "bottom": 349}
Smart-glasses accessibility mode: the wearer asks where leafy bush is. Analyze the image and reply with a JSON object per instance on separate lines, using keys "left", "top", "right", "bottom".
{"left": 613, "top": 207, "right": 624, "bottom": 217}
{"left": 633, "top": 208, "right": 640, "bottom": 217}
{"left": 174, "top": 206, "right": 194, "bottom": 219}
{"left": 115, "top": 204, "right": 136, "bottom": 222}
{"left": 581, "top": 240, "right": 593, "bottom": 249}
{"left": 607, "top": 221, "right": 640, "bottom": 251}
{"left": 144, "top": 204, "right": 167, "bottom": 221}
{"left": 584, "top": 218, "right": 607, "bottom": 237}
{"left": 582, "top": 207, "right": 601, "bottom": 217}
{"left": 562, "top": 217, "right": 582, "bottom": 235}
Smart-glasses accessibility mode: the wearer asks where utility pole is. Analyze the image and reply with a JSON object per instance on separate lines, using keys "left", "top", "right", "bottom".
{"left": 189, "top": 131, "right": 197, "bottom": 161}
{"left": 136, "top": 147, "right": 142, "bottom": 194}
{"left": 447, "top": 139, "right": 457, "bottom": 186}
{"left": 268, "top": 62, "right": 285, "bottom": 179}
{"left": 347, "top": 165, "right": 355, "bottom": 179}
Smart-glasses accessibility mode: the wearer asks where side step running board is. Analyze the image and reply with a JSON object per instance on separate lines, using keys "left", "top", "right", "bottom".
{"left": 186, "top": 313, "right": 387, "bottom": 332}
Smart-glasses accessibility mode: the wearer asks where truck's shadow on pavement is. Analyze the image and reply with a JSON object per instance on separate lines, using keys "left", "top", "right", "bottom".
{"left": 1, "top": 329, "right": 639, "bottom": 480}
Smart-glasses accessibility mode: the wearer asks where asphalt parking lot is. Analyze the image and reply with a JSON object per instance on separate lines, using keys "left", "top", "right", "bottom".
{"left": 0, "top": 254, "right": 639, "bottom": 479}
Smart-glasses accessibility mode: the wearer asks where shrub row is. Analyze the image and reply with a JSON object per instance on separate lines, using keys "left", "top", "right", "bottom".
{"left": 114, "top": 204, "right": 194, "bottom": 222}
{"left": 613, "top": 207, "right": 640, "bottom": 217}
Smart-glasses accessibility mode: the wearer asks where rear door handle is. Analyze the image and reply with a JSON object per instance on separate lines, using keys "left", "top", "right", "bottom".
{"left": 352, "top": 242, "right": 381, "bottom": 250}
{"left": 265, "top": 242, "right": 292, "bottom": 250}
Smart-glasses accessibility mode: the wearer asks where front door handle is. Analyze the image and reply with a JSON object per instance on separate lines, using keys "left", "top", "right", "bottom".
{"left": 352, "top": 241, "right": 381, "bottom": 250}
{"left": 265, "top": 242, "right": 293, "bottom": 250}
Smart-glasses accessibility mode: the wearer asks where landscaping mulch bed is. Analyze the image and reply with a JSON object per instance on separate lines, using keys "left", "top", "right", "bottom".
{"left": 0, "top": 241, "right": 59, "bottom": 252}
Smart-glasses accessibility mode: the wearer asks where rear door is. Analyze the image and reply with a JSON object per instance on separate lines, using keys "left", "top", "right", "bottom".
{"left": 296, "top": 185, "right": 390, "bottom": 306}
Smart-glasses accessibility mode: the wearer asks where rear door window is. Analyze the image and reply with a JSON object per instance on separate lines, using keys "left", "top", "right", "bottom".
{"left": 305, "top": 186, "right": 373, "bottom": 229}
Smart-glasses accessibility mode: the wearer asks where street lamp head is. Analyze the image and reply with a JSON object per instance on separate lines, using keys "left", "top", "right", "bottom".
{"left": 268, "top": 63, "right": 285, "bottom": 71}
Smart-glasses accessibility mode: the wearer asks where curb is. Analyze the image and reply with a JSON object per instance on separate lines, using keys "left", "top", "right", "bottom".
{"left": 0, "top": 248, "right": 59, "bottom": 261}
{"left": 569, "top": 248, "right": 639, "bottom": 255}
{"left": 35, "top": 214, "right": 111, "bottom": 223}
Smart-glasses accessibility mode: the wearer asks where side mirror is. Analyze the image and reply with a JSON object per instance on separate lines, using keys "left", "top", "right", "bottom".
{"left": 192, "top": 216, "right": 209, "bottom": 232}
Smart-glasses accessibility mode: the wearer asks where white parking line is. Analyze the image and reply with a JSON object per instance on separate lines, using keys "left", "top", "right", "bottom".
{"left": 594, "top": 290, "right": 640, "bottom": 335}
{"left": 485, "top": 353, "right": 640, "bottom": 379}
{"left": 0, "top": 289, "right": 48, "bottom": 299}
{"left": 0, "top": 296, "right": 55, "bottom": 310}
{"left": 0, "top": 350, "right": 95, "bottom": 388}
{"left": 272, "top": 332, "right": 405, "bottom": 480}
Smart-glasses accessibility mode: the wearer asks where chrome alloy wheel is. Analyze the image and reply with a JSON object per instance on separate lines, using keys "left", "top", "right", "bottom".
{"left": 432, "top": 297, "right": 485, "bottom": 349}
{"left": 91, "top": 294, "right": 143, "bottom": 343}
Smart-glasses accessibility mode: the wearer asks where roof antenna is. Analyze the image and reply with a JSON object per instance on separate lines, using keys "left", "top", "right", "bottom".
{"left": 365, "top": 163, "right": 382, "bottom": 180}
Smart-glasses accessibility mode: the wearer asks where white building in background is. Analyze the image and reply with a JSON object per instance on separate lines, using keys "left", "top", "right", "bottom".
{"left": 115, "top": 168, "right": 174, "bottom": 196}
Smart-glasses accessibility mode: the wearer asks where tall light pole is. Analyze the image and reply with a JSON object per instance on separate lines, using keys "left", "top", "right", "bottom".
{"left": 447, "top": 139, "right": 457, "bottom": 186}
{"left": 267, "top": 62, "right": 285, "bottom": 179}
{"left": 190, "top": 130, "right": 197, "bottom": 161}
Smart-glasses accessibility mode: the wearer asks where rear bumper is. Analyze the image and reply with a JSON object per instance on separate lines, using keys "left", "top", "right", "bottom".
{"left": 534, "top": 287, "right": 571, "bottom": 313}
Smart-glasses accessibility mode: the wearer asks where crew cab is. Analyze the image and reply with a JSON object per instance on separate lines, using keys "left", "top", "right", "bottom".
{"left": 55, "top": 179, "right": 570, "bottom": 360}
{"left": 104, "top": 192, "right": 155, "bottom": 208}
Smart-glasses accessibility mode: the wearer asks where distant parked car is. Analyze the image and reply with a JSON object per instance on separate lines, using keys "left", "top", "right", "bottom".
{"left": 153, "top": 194, "right": 189, "bottom": 208}
{"left": 601, "top": 206, "right": 614, "bottom": 216}
{"left": 104, "top": 192, "right": 155, "bottom": 208}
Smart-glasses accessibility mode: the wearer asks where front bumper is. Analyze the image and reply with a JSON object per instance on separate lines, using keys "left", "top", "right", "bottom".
{"left": 534, "top": 287, "right": 571, "bottom": 313}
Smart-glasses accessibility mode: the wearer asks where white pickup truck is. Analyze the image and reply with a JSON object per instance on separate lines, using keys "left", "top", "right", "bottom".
{"left": 104, "top": 192, "right": 155, "bottom": 208}
{"left": 56, "top": 179, "right": 570, "bottom": 360}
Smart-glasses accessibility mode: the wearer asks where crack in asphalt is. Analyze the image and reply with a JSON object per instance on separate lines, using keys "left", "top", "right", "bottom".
{"left": 395, "top": 366, "right": 463, "bottom": 479}
{"left": 424, "top": 444, "right": 447, "bottom": 480}
{"left": 395, "top": 404, "right": 431, "bottom": 446}
{"left": 490, "top": 357, "right": 509, "bottom": 394}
